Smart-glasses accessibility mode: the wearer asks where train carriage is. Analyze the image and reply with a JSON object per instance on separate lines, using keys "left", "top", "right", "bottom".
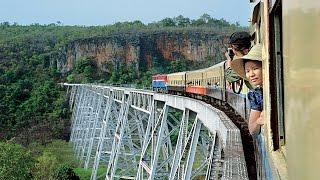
{"left": 152, "top": 74, "right": 167, "bottom": 92}
{"left": 202, "top": 61, "right": 226, "bottom": 101}
{"left": 247, "top": 0, "right": 320, "bottom": 179}
{"left": 186, "top": 68, "right": 207, "bottom": 95}
{"left": 166, "top": 72, "right": 186, "bottom": 94}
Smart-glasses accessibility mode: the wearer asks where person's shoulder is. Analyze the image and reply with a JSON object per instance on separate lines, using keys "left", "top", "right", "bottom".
{"left": 248, "top": 89, "right": 256, "bottom": 94}
{"left": 248, "top": 87, "right": 263, "bottom": 99}
{"left": 251, "top": 87, "right": 263, "bottom": 93}
{"left": 254, "top": 87, "right": 263, "bottom": 95}
{"left": 247, "top": 90, "right": 255, "bottom": 99}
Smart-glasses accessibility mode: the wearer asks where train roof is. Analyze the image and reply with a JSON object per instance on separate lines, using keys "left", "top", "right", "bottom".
{"left": 152, "top": 74, "right": 167, "bottom": 77}
{"left": 167, "top": 71, "right": 187, "bottom": 76}
{"left": 205, "top": 61, "right": 225, "bottom": 69}
{"left": 194, "top": 61, "right": 225, "bottom": 72}
{"left": 166, "top": 61, "right": 225, "bottom": 76}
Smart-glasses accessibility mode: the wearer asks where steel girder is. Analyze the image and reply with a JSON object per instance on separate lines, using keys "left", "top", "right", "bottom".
{"left": 65, "top": 84, "right": 248, "bottom": 180}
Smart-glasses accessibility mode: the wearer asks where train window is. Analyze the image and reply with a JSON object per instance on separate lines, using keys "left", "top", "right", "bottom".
{"left": 252, "top": 2, "right": 262, "bottom": 44}
{"left": 269, "top": 0, "right": 285, "bottom": 150}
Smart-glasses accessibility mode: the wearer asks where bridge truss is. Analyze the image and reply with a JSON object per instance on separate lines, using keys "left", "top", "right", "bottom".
{"left": 66, "top": 84, "right": 248, "bottom": 180}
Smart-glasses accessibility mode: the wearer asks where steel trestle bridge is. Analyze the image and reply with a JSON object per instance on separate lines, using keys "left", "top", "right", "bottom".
{"left": 66, "top": 84, "right": 248, "bottom": 180}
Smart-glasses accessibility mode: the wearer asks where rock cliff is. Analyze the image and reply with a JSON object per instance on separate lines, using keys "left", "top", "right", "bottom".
{"left": 55, "top": 29, "right": 229, "bottom": 74}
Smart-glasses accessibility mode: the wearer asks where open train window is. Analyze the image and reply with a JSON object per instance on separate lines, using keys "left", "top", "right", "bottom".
{"left": 269, "top": 0, "right": 285, "bottom": 150}
{"left": 251, "top": 2, "right": 262, "bottom": 44}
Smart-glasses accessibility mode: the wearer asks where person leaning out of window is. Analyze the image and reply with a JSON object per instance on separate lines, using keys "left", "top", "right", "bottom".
{"left": 231, "top": 44, "right": 264, "bottom": 135}
{"left": 225, "top": 31, "right": 253, "bottom": 90}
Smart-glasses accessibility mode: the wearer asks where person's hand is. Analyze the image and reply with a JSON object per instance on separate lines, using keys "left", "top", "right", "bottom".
{"left": 225, "top": 52, "right": 232, "bottom": 67}
{"left": 225, "top": 51, "right": 232, "bottom": 61}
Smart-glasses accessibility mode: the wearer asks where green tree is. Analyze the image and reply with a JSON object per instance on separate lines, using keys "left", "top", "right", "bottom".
{"left": 169, "top": 59, "right": 188, "bottom": 73}
{"left": 53, "top": 164, "right": 80, "bottom": 180}
{"left": 152, "top": 56, "right": 170, "bottom": 73}
{"left": 174, "top": 15, "right": 190, "bottom": 27}
{"left": 0, "top": 142, "right": 35, "bottom": 180}
{"left": 74, "top": 57, "right": 97, "bottom": 82}
{"left": 199, "top": 13, "right": 212, "bottom": 23}
{"left": 42, "top": 140, "right": 79, "bottom": 167}
{"left": 33, "top": 152, "right": 59, "bottom": 180}
{"left": 160, "top": 18, "right": 176, "bottom": 27}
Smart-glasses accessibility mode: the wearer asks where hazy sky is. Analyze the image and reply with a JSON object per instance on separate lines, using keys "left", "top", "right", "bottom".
{"left": 0, "top": 0, "right": 251, "bottom": 26}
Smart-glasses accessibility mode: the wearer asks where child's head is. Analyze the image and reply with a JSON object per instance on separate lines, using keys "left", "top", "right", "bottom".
{"left": 230, "top": 44, "right": 263, "bottom": 86}
{"left": 244, "top": 60, "right": 263, "bottom": 86}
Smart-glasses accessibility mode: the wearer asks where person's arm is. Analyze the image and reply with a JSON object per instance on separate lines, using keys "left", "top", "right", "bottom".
{"left": 248, "top": 110, "right": 264, "bottom": 135}
{"left": 224, "top": 52, "right": 232, "bottom": 68}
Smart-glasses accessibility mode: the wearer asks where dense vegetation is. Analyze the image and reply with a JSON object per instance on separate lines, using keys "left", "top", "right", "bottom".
{"left": 0, "top": 140, "right": 81, "bottom": 179}
{"left": 0, "top": 14, "right": 245, "bottom": 179}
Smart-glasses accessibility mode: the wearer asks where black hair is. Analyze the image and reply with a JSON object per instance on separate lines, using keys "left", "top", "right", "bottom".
{"left": 229, "top": 31, "right": 251, "bottom": 50}
{"left": 243, "top": 59, "right": 262, "bottom": 68}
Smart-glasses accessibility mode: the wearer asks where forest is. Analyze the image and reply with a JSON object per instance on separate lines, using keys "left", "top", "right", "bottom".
{"left": 0, "top": 14, "right": 245, "bottom": 179}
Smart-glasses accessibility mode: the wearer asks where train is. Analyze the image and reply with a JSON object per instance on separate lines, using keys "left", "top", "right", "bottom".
{"left": 153, "top": 0, "right": 320, "bottom": 179}
{"left": 152, "top": 61, "right": 250, "bottom": 120}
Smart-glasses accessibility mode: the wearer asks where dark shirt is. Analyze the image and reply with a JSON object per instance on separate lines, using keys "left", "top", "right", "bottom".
{"left": 248, "top": 87, "right": 263, "bottom": 111}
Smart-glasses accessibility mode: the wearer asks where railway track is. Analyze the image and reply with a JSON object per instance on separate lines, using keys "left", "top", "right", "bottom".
{"left": 207, "top": 98, "right": 257, "bottom": 180}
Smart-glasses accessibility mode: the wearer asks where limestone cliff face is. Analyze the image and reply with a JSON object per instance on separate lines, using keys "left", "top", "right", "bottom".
{"left": 56, "top": 30, "right": 229, "bottom": 74}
